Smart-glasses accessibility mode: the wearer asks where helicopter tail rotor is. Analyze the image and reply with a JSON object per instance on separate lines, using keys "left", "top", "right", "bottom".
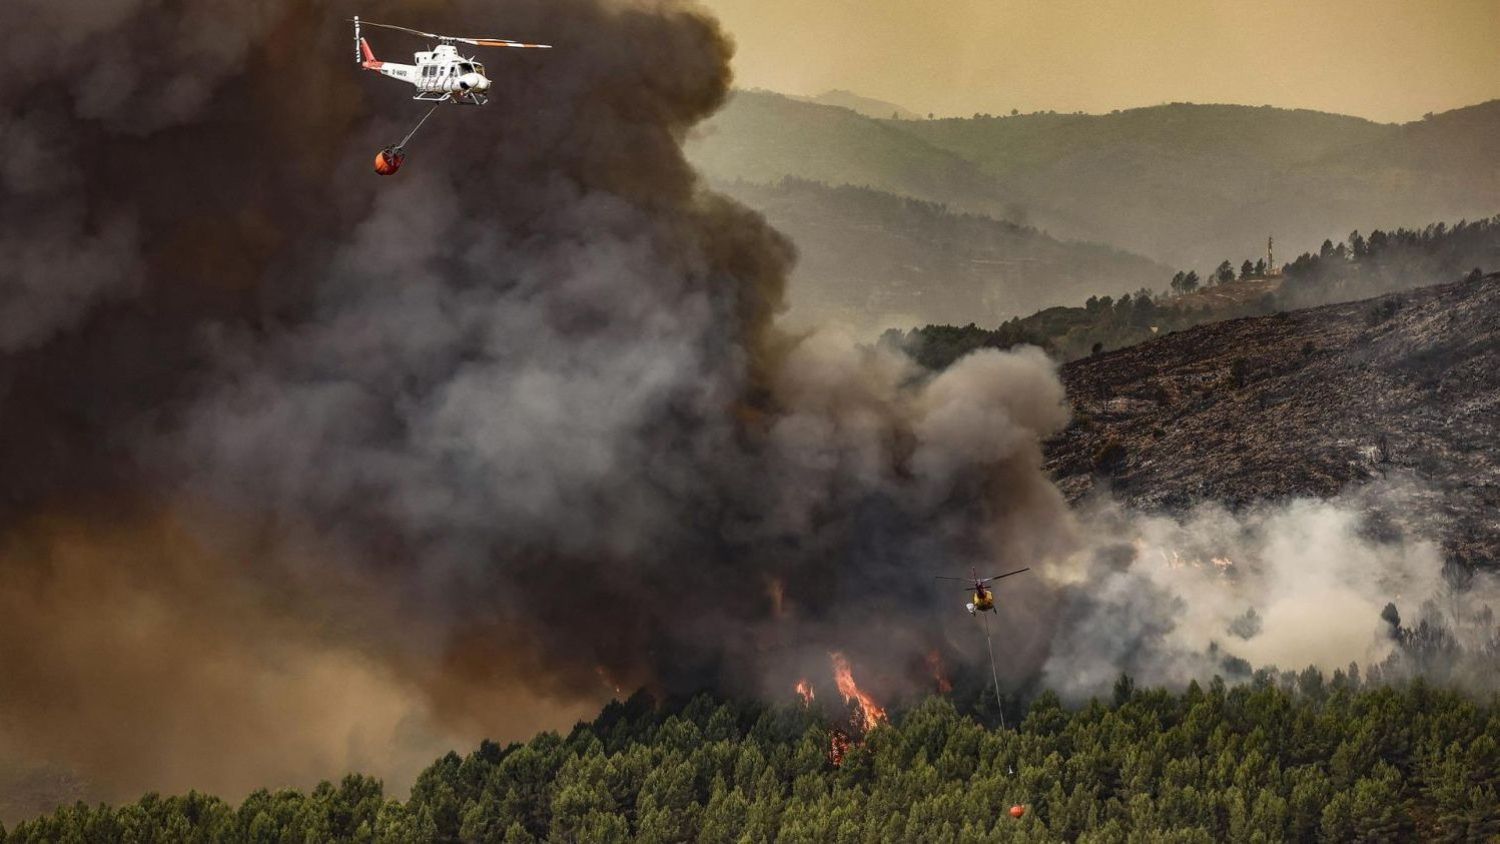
{"left": 352, "top": 17, "right": 385, "bottom": 70}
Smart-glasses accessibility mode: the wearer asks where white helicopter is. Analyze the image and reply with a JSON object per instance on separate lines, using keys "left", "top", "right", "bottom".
{"left": 353, "top": 17, "right": 550, "bottom": 106}
{"left": 352, "top": 17, "right": 551, "bottom": 174}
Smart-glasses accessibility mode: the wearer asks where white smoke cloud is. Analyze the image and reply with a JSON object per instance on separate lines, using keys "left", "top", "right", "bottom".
{"left": 1037, "top": 476, "right": 1494, "bottom": 699}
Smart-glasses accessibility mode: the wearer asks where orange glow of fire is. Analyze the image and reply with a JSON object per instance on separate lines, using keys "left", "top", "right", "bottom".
{"left": 1157, "top": 548, "right": 1236, "bottom": 577}
{"left": 594, "top": 665, "right": 622, "bottom": 695}
{"left": 926, "top": 649, "right": 953, "bottom": 694}
{"left": 768, "top": 577, "right": 786, "bottom": 618}
{"left": 828, "top": 729, "right": 851, "bottom": 767}
{"left": 795, "top": 679, "right": 815, "bottom": 706}
{"left": 829, "top": 651, "right": 887, "bottom": 732}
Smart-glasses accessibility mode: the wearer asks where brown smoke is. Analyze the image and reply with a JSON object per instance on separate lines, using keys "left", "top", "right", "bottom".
{"left": 4, "top": 509, "right": 614, "bottom": 818}
{"left": 0, "top": 0, "right": 1200, "bottom": 811}
{"left": 0, "top": 0, "right": 793, "bottom": 814}
{"left": 3, "top": 0, "right": 1479, "bottom": 823}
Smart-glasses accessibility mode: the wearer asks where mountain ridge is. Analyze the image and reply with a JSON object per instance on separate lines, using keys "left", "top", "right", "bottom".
{"left": 717, "top": 177, "right": 1170, "bottom": 335}
{"left": 689, "top": 93, "right": 1500, "bottom": 269}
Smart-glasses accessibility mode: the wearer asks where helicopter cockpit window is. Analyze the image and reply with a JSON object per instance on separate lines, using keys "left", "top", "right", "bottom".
{"left": 458, "top": 63, "right": 473, "bottom": 74}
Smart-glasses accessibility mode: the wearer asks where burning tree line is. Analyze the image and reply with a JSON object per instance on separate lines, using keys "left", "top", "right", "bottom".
{"left": 5, "top": 673, "right": 1497, "bottom": 842}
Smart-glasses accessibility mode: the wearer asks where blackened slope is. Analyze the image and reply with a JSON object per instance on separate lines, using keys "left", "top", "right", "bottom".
{"left": 1044, "top": 275, "right": 1500, "bottom": 567}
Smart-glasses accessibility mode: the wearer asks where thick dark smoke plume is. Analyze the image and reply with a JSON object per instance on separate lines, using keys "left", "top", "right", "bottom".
{"left": 1, "top": 0, "right": 1490, "bottom": 821}
{"left": 0, "top": 0, "right": 1075, "bottom": 813}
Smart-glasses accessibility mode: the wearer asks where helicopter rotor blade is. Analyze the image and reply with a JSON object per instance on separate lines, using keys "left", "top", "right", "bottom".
{"left": 977, "top": 567, "right": 1031, "bottom": 583}
{"left": 353, "top": 20, "right": 442, "bottom": 39}
{"left": 463, "top": 38, "right": 552, "bottom": 48}
{"left": 933, "top": 576, "right": 972, "bottom": 581}
{"left": 352, "top": 21, "right": 551, "bottom": 48}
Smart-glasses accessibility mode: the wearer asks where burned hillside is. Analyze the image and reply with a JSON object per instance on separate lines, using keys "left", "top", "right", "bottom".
{"left": 1045, "top": 274, "right": 1500, "bottom": 569}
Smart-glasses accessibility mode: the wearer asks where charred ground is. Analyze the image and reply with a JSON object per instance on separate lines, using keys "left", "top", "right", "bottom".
{"left": 1044, "top": 274, "right": 1500, "bottom": 569}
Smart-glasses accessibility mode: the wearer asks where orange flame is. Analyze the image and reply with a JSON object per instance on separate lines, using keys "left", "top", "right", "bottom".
{"left": 828, "top": 729, "right": 851, "bottom": 767}
{"left": 1157, "top": 547, "right": 1236, "bottom": 577}
{"left": 926, "top": 649, "right": 953, "bottom": 694}
{"left": 829, "top": 651, "right": 887, "bottom": 732}
{"left": 794, "top": 678, "right": 815, "bottom": 706}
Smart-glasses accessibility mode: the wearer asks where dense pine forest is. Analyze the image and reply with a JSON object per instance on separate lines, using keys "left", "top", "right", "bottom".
{"left": 6, "top": 672, "right": 1497, "bottom": 842}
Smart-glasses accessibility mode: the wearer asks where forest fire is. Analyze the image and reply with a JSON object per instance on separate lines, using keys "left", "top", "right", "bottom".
{"left": 926, "top": 649, "right": 953, "bottom": 694}
{"left": 1156, "top": 547, "right": 1237, "bottom": 577}
{"left": 828, "top": 729, "right": 852, "bottom": 767}
{"left": 795, "top": 679, "right": 815, "bottom": 706}
{"left": 802, "top": 658, "right": 883, "bottom": 766}
{"left": 830, "top": 652, "right": 887, "bottom": 732}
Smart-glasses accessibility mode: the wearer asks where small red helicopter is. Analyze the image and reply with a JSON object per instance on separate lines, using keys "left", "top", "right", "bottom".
{"left": 936, "top": 566, "right": 1030, "bottom": 615}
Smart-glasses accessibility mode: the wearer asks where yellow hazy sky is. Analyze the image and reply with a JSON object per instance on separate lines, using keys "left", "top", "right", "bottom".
{"left": 699, "top": 0, "right": 1500, "bottom": 122}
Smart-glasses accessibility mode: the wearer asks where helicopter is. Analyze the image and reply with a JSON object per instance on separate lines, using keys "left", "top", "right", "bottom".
{"left": 351, "top": 17, "right": 551, "bottom": 174}
{"left": 353, "top": 17, "right": 550, "bottom": 106}
{"left": 937, "top": 565, "right": 1032, "bottom": 730}
{"left": 936, "top": 566, "right": 1030, "bottom": 615}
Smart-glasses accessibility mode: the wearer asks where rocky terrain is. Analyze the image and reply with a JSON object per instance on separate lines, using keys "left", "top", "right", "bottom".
{"left": 1044, "top": 274, "right": 1500, "bottom": 569}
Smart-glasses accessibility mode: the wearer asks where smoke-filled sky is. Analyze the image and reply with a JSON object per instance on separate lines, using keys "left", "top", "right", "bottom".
{"left": 0, "top": 0, "right": 1494, "bottom": 824}
{"left": 702, "top": 0, "right": 1500, "bottom": 121}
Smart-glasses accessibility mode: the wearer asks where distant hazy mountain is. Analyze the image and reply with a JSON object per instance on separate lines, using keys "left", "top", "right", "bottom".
{"left": 894, "top": 101, "right": 1500, "bottom": 269}
{"left": 687, "top": 91, "right": 1013, "bottom": 219}
{"left": 798, "top": 89, "right": 921, "bottom": 120}
{"left": 688, "top": 92, "right": 1500, "bottom": 271}
{"left": 718, "top": 178, "right": 1170, "bottom": 336}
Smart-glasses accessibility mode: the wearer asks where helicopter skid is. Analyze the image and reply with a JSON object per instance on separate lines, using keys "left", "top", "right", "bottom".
{"left": 412, "top": 91, "right": 487, "bottom": 106}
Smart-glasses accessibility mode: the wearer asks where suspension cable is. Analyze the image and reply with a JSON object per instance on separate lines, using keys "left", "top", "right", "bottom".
{"left": 982, "top": 611, "right": 1006, "bottom": 730}
{"left": 395, "top": 104, "right": 442, "bottom": 152}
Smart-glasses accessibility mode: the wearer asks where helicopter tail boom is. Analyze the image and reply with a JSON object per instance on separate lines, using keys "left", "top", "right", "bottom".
{"left": 359, "top": 37, "right": 381, "bottom": 69}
